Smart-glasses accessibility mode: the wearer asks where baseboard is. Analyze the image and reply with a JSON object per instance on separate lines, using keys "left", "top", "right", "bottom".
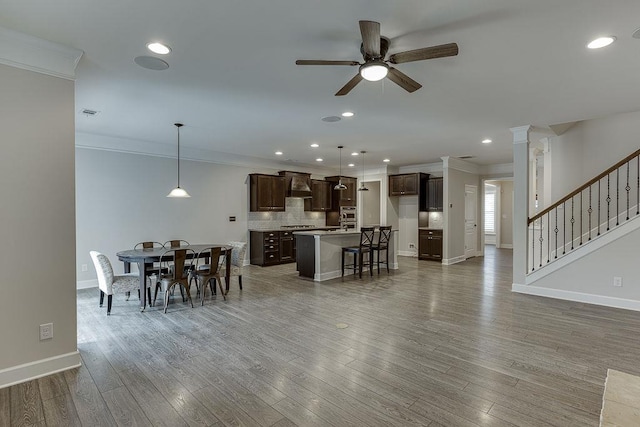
{"left": 500, "top": 244, "right": 513, "bottom": 249}
{"left": 398, "top": 250, "right": 417, "bottom": 257}
{"left": 442, "top": 255, "right": 465, "bottom": 265}
{"left": 0, "top": 351, "right": 82, "bottom": 389}
{"left": 512, "top": 283, "right": 640, "bottom": 312}
{"left": 314, "top": 263, "right": 399, "bottom": 282}
{"left": 77, "top": 279, "right": 97, "bottom": 290}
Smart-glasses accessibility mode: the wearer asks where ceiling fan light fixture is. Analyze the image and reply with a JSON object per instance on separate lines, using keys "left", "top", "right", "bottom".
{"left": 359, "top": 61, "right": 388, "bottom": 81}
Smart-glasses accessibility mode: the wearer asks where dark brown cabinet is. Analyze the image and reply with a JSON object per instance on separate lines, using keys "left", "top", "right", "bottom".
{"left": 250, "top": 230, "right": 297, "bottom": 266}
{"left": 304, "top": 179, "right": 332, "bottom": 211}
{"left": 419, "top": 229, "right": 443, "bottom": 261}
{"left": 426, "top": 177, "right": 444, "bottom": 211}
{"left": 249, "top": 174, "right": 286, "bottom": 212}
{"left": 389, "top": 173, "right": 428, "bottom": 197}
{"left": 325, "top": 176, "right": 357, "bottom": 207}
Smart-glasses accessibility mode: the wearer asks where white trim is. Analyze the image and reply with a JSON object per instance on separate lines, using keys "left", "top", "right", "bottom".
{"left": 500, "top": 244, "right": 513, "bottom": 249}
{"left": 512, "top": 284, "right": 640, "bottom": 312}
{"left": 510, "top": 125, "right": 532, "bottom": 144}
{"left": 398, "top": 250, "right": 417, "bottom": 257}
{"left": 0, "top": 351, "right": 82, "bottom": 389}
{"left": 77, "top": 279, "right": 98, "bottom": 290}
{"left": 313, "top": 262, "right": 399, "bottom": 282}
{"left": 442, "top": 255, "right": 465, "bottom": 265}
{"left": 441, "top": 156, "right": 481, "bottom": 175}
{"left": 0, "top": 26, "right": 83, "bottom": 80}
{"left": 482, "top": 163, "right": 514, "bottom": 176}
{"left": 398, "top": 162, "right": 443, "bottom": 174}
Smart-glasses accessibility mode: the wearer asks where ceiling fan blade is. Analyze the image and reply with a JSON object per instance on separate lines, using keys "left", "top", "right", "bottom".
{"left": 335, "top": 73, "right": 364, "bottom": 96}
{"left": 296, "top": 60, "right": 360, "bottom": 66}
{"left": 386, "top": 67, "right": 422, "bottom": 93}
{"left": 388, "top": 43, "right": 459, "bottom": 64}
{"left": 359, "top": 21, "right": 381, "bottom": 58}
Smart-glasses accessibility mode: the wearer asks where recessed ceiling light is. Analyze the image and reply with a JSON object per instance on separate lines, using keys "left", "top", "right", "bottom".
{"left": 275, "top": 151, "right": 283, "bottom": 155}
{"left": 587, "top": 36, "right": 616, "bottom": 49}
{"left": 321, "top": 116, "right": 341, "bottom": 122}
{"left": 351, "top": 152, "right": 359, "bottom": 156}
{"left": 316, "top": 158, "right": 323, "bottom": 162}
{"left": 383, "top": 159, "right": 390, "bottom": 163}
{"left": 310, "top": 143, "right": 319, "bottom": 148}
{"left": 147, "top": 42, "right": 171, "bottom": 55}
{"left": 482, "top": 139, "right": 492, "bottom": 144}
{"left": 342, "top": 111, "right": 354, "bottom": 117}
{"left": 134, "top": 56, "right": 169, "bottom": 70}
{"left": 348, "top": 163, "right": 355, "bottom": 167}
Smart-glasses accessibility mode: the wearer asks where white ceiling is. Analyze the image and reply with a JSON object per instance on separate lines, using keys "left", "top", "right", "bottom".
{"left": 2, "top": 0, "right": 640, "bottom": 169}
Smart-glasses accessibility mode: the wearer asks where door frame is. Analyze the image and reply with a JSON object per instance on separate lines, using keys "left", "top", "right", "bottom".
{"left": 464, "top": 184, "right": 478, "bottom": 259}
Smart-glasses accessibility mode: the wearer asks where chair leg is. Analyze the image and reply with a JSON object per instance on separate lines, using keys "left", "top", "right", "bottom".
{"left": 341, "top": 250, "right": 345, "bottom": 277}
{"left": 369, "top": 251, "right": 373, "bottom": 277}
{"left": 353, "top": 253, "right": 357, "bottom": 276}
{"left": 184, "top": 283, "right": 193, "bottom": 308}
{"left": 107, "top": 294, "right": 113, "bottom": 315}
{"left": 385, "top": 249, "right": 389, "bottom": 273}
{"left": 358, "top": 252, "right": 363, "bottom": 279}
{"left": 377, "top": 250, "right": 380, "bottom": 274}
{"left": 238, "top": 275, "right": 243, "bottom": 290}
{"left": 125, "top": 291, "right": 130, "bottom": 301}
{"left": 147, "top": 287, "right": 152, "bottom": 307}
{"left": 99, "top": 289, "right": 105, "bottom": 307}
{"left": 217, "top": 279, "right": 226, "bottom": 301}
{"left": 153, "top": 283, "right": 160, "bottom": 306}
{"left": 164, "top": 284, "right": 171, "bottom": 313}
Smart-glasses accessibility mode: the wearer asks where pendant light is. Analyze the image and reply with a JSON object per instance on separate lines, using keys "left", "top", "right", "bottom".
{"left": 334, "top": 145, "right": 347, "bottom": 190}
{"left": 358, "top": 150, "right": 369, "bottom": 191}
{"left": 167, "top": 123, "right": 191, "bottom": 198}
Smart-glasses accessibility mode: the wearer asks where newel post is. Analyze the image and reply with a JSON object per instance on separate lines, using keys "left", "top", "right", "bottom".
{"left": 511, "top": 125, "right": 531, "bottom": 287}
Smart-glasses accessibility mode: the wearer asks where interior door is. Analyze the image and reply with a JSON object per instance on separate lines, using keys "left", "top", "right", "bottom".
{"left": 465, "top": 185, "right": 478, "bottom": 259}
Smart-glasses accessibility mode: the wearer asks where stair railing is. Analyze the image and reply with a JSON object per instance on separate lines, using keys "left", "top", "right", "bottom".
{"left": 527, "top": 149, "right": 640, "bottom": 273}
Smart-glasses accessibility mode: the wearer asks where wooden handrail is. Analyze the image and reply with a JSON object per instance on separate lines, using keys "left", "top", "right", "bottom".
{"left": 529, "top": 148, "right": 640, "bottom": 224}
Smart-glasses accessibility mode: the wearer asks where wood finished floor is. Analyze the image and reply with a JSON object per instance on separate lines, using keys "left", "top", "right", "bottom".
{"left": 4, "top": 246, "right": 640, "bottom": 426}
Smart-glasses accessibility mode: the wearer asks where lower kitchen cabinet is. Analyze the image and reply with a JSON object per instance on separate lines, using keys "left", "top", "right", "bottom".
{"left": 419, "top": 229, "right": 443, "bottom": 261}
{"left": 250, "top": 230, "right": 296, "bottom": 266}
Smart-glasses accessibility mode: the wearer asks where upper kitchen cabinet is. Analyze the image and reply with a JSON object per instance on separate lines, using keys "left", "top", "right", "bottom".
{"left": 425, "top": 177, "right": 444, "bottom": 211}
{"left": 389, "top": 173, "right": 428, "bottom": 196}
{"left": 249, "top": 174, "right": 286, "bottom": 211}
{"left": 325, "top": 176, "right": 357, "bottom": 207}
{"left": 304, "top": 179, "right": 332, "bottom": 212}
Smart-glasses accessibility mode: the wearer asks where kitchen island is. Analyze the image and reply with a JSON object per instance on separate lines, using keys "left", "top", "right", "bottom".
{"left": 294, "top": 229, "right": 398, "bottom": 281}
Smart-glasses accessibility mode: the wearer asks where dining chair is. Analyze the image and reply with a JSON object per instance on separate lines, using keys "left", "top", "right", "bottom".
{"left": 341, "top": 227, "right": 375, "bottom": 278}
{"left": 372, "top": 226, "right": 392, "bottom": 274}
{"left": 163, "top": 240, "right": 190, "bottom": 248}
{"left": 190, "top": 246, "right": 226, "bottom": 305}
{"left": 134, "top": 241, "right": 165, "bottom": 287}
{"left": 218, "top": 241, "right": 247, "bottom": 293}
{"left": 90, "top": 251, "right": 151, "bottom": 315}
{"left": 153, "top": 248, "right": 195, "bottom": 313}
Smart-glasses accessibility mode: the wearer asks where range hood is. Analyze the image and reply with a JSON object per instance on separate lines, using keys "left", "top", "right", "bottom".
{"left": 279, "top": 171, "right": 312, "bottom": 198}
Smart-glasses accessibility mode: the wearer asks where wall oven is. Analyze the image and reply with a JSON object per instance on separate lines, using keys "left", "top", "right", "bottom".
{"left": 340, "top": 207, "right": 357, "bottom": 229}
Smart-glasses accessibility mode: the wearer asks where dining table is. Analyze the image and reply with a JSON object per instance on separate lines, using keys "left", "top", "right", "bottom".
{"left": 116, "top": 243, "right": 233, "bottom": 311}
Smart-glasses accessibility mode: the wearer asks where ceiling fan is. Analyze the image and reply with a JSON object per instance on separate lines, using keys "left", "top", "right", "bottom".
{"left": 296, "top": 20, "right": 458, "bottom": 96}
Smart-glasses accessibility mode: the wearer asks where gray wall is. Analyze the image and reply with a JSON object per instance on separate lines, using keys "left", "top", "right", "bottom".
{"left": 0, "top": 64, "right": 78, "bottom": 373}
{"left": 75, "top": 147, "right": 294, "bottom": 283}
{"left": 499, "top": 181, "right": 514, "bottom": 246}
{"left": 361, "top": 181, "right": 381, "bottom": 227}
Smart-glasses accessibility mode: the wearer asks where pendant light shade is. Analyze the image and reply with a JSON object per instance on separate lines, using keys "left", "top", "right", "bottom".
{"left": 358, "top": 150, "right": 369, "bottom": 191}
{"left": 167, "top": 123, "right": 191, "bottom": 198}
{"left": 334, "top": 145, "right": 347, "bottom": 190}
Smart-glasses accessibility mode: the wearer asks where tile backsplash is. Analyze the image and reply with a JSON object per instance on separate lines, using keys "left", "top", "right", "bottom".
{"left": 428, "top": 212, "right": 444, "bottom": 229}
{"left": 248, "top": 198, "right": 325, "bottom": 230}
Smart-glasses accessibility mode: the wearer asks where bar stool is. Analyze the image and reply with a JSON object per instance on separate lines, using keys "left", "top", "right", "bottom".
{"left": 342, "top": 227, "right": 375, "bottom": 278}
{"left": 372, "top": 226, "right": 392, "bottom": 274}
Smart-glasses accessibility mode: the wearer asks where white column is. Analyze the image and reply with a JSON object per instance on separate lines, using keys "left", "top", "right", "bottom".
{"left": 511, "top": 126, "right": 531, "bottom": 287}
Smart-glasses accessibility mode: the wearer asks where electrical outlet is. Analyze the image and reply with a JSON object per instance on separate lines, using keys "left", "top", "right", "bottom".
{"left": 408, "top": 243, "right": 415, "bottom": 249}
{"left": 40, "top": 323, "right": 53, "bottom": 340}
{"left": 613, "top": 276, "right": 623, "bottom": 287}
{"left": 81, "top": 264, "right": 88, "bottom": 272}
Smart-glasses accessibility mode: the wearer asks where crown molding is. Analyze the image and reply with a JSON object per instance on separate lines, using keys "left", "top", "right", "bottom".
{"left": 441, "top": 156, "right": 481, "bottom": 175}
{"left": 0, "top": 26, "right": 83, "bottom": 80}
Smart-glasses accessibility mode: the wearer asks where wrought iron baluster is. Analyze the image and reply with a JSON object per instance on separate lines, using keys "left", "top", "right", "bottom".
{"left": 607, "top": 174, "right": 611, "bottom": 231}
{"left": 563, "top": 202, "right": 567, "bottom": 255}
{"left": 547, "top": 211, "right": 550, "bottom": 263}
{"left": 588, "top": 185, "right": 592, "bottom": 241}
{"left": 554, "top": 208, "right": 558, "bottom": 259}
{"left": 616, "top": 169, "right": 620, "bottom": 226}
{"left": 570, "top": 197, "right": 575, "bottom": 250}
{"left": 626, "top": 161, "right": 630, "bottom": 221}
{"left": 598, "top": 180, "right": 601, "bottom": 236}
{"left": 539, "top": 220, "right": 543, "bottom": 268}
{"left": 579, "top": 191, "right": 583, "bottom": 246}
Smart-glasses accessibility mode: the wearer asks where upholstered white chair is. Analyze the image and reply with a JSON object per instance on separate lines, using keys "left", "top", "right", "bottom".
{"left": 218, "top": 241, "right": 247, "bottom": 293}
{"left": 90, "top": 251, "right": 150, "bottom": 315}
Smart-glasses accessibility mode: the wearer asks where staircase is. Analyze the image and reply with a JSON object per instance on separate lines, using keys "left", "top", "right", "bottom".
{"left": 526, "top": 149, "right": 640, "bottom": 279}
